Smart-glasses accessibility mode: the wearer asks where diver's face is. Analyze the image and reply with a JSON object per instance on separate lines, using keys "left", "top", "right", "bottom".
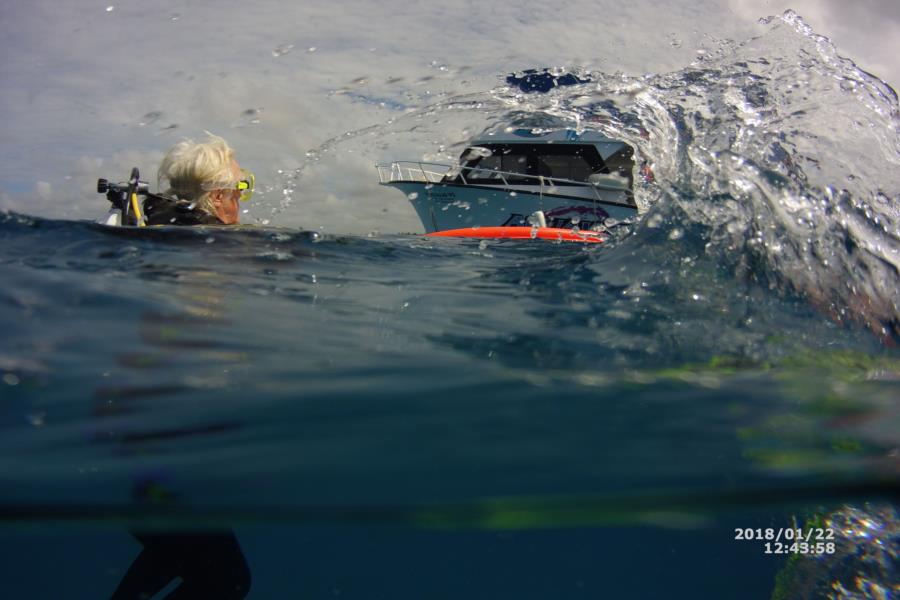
{"left": 210, "top": 159, "right": 242, "bottom": 225}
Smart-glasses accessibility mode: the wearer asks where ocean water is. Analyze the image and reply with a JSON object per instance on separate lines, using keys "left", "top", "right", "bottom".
{"left": 2, "top": 10, "right": 900, "bottom": 600}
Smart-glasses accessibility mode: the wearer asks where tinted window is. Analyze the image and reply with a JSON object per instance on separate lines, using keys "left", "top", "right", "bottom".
{"left": 453, "top": 144, "right": 535, "bottom": 183}
{"left": 602, "top": 145, "right": 635, "bottom": 188}
{"left": 451, "top": 144, "right": 607, "bottom": 184}
{"left": 536, "top": 151, "right": 595, "bottom": 181}
{"left": 502, "top": 151, "right": 531, "bottom": 176}
{"left": 467, "top": 154, "right": 503, "bottom": 180}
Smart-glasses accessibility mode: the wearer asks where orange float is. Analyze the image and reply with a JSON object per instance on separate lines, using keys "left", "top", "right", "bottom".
{"left": 425, "top": 226, "right": 604, "bottom": 243}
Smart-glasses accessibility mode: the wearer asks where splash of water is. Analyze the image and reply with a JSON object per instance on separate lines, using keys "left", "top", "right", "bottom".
{"left": 282, "top": 11, "right": 900, "bottom": 340}
{"left": 619, "top": 11, "right": 900, "bottom": 341}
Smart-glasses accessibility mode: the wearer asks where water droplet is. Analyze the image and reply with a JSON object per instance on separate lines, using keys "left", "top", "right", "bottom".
{"left": 272, "top": 44, "right": 294, "bottom": 58}
{"left": 138, "top": 111, "right": 162, "bottom": 126}
{"left": 256, "top": 251, "right": 293, "bottom": 262}
{"left": 401, "top": 302, "right": 409, "bottom": 309}
{"left": 205, "top": 236, "right": 215, "bottom": 244}
{"left": 3, "top": 373, "right": 20, "bottom": 386}
{"left": 240, "top": 107, "right": 263, "bottom": 125}
{"left": 407, "top": 192, "right": 418, "bottom": 200}
{"left": 509, "top": 191, "right": 517, "bottom": 197}
{"left": 105, "top": 5, "right": 114, "bottom": 12}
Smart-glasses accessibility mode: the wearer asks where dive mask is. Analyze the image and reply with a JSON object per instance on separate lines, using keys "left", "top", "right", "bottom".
{"left": 201, "top": 169, "right": 255, "bottom": 201}
{"left": 237, "top": 169, "right": 255, "bottom": 202}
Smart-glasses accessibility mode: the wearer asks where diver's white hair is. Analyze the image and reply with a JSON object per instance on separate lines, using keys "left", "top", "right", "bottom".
{"left": 158, "top": 132, "right": 236, "bottom": 214}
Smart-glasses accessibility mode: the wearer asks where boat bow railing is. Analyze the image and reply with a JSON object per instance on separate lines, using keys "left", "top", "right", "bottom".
{"left": 376, "top": 162, "right": 451, "bottom": 185}
{"left": 376, "top": 161, "right": 632, "bottom": 206}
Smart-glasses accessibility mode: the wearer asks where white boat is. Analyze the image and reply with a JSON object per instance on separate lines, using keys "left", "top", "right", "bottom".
{"left": 377, "top": 128, "right": 639, "bottom": 233}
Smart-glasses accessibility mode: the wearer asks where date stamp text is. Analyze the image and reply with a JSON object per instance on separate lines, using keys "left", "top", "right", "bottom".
{"left": 734, "top": 527, "right": 836, "bottom": 555}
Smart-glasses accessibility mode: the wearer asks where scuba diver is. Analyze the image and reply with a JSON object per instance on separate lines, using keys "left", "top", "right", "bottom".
{"left": 98, "top": 133, "right": 254, "bottom": 227}
{"left": 103, "top": 134, "right": 252, "bottom": 600}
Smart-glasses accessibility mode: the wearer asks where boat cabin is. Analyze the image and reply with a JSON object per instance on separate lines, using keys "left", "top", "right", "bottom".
{"left": 445, "top": 130, "right": 635, "bottom": 188}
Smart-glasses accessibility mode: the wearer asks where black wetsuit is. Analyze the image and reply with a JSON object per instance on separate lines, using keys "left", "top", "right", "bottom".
{"left": 110, "top": 199, "right": 249, "bottom": 599}
{"left": 110, "top": 532, "right": 251, "bottom": 599}
{"left": 143, "top": 193, "right": 225, "bottom": 226}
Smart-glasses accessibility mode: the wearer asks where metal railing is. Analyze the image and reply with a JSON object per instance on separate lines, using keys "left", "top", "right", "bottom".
{"left": 375, "top": 161, "right": 633, "bottom": 206}
{"left": 375, "top": 162, "right": 450, "bottom": 185}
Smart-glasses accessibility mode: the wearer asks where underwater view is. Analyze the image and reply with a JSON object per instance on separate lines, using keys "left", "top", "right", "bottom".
{"left": 1, "top": 1, "right": 899, "bottom": 598}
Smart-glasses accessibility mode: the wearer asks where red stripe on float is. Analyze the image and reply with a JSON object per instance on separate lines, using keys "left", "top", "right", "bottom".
{"left": 425, "top": 227, "right": 604, "bottom": 243}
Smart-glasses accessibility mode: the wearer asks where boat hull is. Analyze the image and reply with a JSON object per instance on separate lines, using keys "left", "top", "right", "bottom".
{"left": 386, "top": 182, "right": 637, "bottom": 233}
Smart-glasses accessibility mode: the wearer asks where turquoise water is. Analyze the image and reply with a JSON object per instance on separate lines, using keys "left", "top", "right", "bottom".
{"left": 2, "top": 12, "right": 899, "bottom": 599}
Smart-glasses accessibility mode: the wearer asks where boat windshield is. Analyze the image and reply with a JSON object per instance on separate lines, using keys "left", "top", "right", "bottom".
{"left": 446, "top": 143, "right": 632, "bottom": 186}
